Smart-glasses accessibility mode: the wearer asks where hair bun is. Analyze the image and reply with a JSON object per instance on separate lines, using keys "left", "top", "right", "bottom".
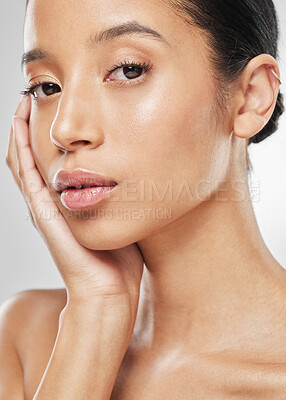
{"left": 248, "top": 91, "right": 285, "bottom": 144}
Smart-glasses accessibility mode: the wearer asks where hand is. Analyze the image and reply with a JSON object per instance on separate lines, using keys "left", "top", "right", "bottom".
{"left": 6, "top": 95, "right": 144, "bottom": 317}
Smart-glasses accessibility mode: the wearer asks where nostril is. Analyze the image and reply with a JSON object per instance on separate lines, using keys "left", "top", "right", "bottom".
{"left": 51, "top": 135, "right": 99, "bottom": 152}
{"left": 69, "top": 140, "right": 93, "bottom": 148}
{"left": 72, "top": 140, "right": 91, "bottom": 146}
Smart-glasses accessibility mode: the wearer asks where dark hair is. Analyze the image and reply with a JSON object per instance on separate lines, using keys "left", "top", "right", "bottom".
{"left": 166, "top": 0, "right": 284, "bottom": 149}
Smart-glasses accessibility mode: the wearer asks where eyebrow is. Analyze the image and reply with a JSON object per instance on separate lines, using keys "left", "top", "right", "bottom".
{"left": 89, "top": 21, "right": 170, "bottom": 46}
{"left": 21, "top": 21, "right": 170, "bottom": 71}
{"left": 21, "top": 48, "right": 53, "bottom": 72}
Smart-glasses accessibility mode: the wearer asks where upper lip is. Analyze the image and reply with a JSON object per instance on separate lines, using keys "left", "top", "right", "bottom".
{"left": 53, "top": 169, "right": 118, "bottom": 192}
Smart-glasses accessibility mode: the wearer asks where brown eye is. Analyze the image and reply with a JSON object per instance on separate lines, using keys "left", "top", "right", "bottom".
{"left": 122, "top": 66, "right": 144, "bottom": 80}
{"left": 106, "top": 62, "right": 151, "bottom": 83}
{"left": 32, "top": 82, "right": 61, "bottom": 98}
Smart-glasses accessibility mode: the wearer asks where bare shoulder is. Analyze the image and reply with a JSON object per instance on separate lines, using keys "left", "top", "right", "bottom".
{"left": 0, "top": 288, "right": 67, "bottom": 350}
{"left": 0, "top": 288, "right": 67, "bottom": 399}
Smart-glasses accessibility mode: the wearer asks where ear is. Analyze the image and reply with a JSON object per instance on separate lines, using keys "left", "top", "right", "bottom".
{"left": 233, "top": 54, "right": 281, "bottom": 140}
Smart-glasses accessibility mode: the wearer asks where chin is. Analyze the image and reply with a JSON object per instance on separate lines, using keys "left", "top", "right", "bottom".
{"left": 61, "top": 203, "right": 176, "bottom": 250}
{"left": 77, "top": 236, "right": 130, "bottom": 251}
{"left": 67, "top": 218, "right": 139, "bottom": 251}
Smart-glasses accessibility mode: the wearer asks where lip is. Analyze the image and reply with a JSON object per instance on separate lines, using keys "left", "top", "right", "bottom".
{"left": 53, "top": 168, "right": 118, "bottom": 210}
{"left": 53, "top": 168, "right": 118, "bottom": 193}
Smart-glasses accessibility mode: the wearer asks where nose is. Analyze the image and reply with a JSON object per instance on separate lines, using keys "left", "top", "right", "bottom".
{"left": 50, "top": 91, "right": 104, "bottom": 152}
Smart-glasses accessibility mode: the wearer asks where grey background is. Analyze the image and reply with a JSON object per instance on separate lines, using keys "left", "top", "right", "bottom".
{"left": 0, "top": 1, "right": 285, "bottom": 305}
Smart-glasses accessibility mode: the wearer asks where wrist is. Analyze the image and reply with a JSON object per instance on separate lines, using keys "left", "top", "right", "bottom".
{"left": 61, "top": 295, "right": 134, "bottom": 330}
{"left": 59, "top": 301, "right": 135, "bottom": 358}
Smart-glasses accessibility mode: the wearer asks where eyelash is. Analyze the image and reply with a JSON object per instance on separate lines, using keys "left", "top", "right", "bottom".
{"left": 20, "top": 59, "right": 153, "bottom": 98}
{"left": 105, "top": 59, "right": 152, "bottom": 83}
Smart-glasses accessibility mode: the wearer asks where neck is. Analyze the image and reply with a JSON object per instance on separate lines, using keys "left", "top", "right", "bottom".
{"left": 134, "top": 170, "right": 286, "bottom": 357}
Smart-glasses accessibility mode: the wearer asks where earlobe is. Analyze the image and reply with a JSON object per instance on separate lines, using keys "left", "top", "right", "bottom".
{"left": 232, "top": 55, "right": 281, "bottom": 140}
{"left": 234, "top": 108, "right": 269, "bottom": 140}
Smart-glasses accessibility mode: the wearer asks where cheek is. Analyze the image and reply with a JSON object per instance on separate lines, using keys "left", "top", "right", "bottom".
{"left": 105, "top": 75, "right": 220, "bottom": 197}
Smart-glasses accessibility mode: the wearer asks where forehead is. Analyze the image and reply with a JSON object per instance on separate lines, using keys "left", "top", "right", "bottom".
{"left": 24, "top": 0, "right": 203, "bottom": 52}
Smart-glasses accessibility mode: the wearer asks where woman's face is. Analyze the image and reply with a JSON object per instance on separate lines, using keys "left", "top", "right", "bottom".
{"left": 23, "top": 0, "right": 232, "bottom": 250}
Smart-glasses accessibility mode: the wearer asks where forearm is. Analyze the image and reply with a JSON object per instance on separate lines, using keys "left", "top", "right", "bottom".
{"left": 32, "top": 298, "right": 133, "bottom": 400}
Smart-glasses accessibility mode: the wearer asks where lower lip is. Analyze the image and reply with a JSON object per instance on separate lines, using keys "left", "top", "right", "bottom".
{"left": 60, "top": 185, "right": 117, "bottom": 210}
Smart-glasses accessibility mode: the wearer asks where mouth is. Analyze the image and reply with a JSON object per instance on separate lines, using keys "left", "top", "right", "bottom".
{"left": 53, "top": 168, "right": 118, "bottom": 193}
{"left": 60, "top": 183, "right": 117, "bottom": 191}
{"left": 53, "top": 168, "right": 118, "bottom": 210}
{"left": 67, "top": 184, "right": 108, "bottom": 188}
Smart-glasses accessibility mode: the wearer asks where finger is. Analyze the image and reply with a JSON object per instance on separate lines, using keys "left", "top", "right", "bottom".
{"left": 24, "top": 200, "right": 38, "bottom": 230}
{"left": 6, "top": 128, "right": 21, "bottom": 190}
{"left": 13, "top": 115, "right": 48, "bottom": 211}
{"left": 15, "top": 95, "right": 31, "bottom": 120}
{"left": 6, "top": 96, "right": 31, "bottom": 189}
{"left": 27, "top": 208, "right": 37, "bottom": 230}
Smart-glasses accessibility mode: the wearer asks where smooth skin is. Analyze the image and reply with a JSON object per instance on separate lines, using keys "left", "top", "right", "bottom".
{"left": 2, "top": 0, "right": 286, "bottom": 398}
